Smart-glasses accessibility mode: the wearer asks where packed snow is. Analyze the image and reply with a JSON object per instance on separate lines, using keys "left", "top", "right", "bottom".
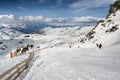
{"left": 23, "top": 43, "right": 120, "bottom": 80}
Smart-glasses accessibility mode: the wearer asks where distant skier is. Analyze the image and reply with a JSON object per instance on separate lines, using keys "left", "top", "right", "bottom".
{"left": 99, "top": 44, "right": 102, "bottom": 49}
{"left": 96, "top": 43, "right": 102, "bottom": 49}
{"left": 96, "top": 43, "right": 98, "bottom": 47}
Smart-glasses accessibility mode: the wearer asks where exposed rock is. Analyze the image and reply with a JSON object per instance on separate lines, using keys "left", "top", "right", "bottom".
{"left": 107, "top": 0, "right": 120, "bottom": 18}
{"left": 106, "top": 26, "right": 119, "bottom": 33}
{"left": 0, "top": 42, "right": 3, "bottom": 45}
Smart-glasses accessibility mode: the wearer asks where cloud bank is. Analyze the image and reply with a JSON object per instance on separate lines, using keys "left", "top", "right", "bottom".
{"left": 18, "top": 15, "right": 101, "bottom": 23}
{"left": 0, "top": 14, "right": 102, "bottom": 26}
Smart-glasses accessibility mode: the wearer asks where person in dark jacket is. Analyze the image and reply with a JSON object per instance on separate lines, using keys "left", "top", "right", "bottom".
{"left": 96, "top": 43, "right": 102, "bottom": 49}
{"left": 99, "top": 44, "right": 102, "bottom": 49}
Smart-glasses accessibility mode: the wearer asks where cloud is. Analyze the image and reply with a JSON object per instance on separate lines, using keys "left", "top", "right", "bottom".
{"left": 69, "top": 0, "right": 116, "bottom": 13}
{"left": 0, "top": 15, "right": 16, "bottom": 20}
{"left": 71, "top": 16, "right": 101, "bottom": 23}
{"left": 19, "top": 16, "right": 44, "bottom": 22}
{"left": 18, "top": 15, "right": 101, "bottom": 24}
{"left": 44, "top": 17, "right": 53, "bottom": 22}
{"left": 0, "top": 14, "right": 102, "bottom": 26}
{"left": 17, "top": 6, "right": 27, "bottom": 10}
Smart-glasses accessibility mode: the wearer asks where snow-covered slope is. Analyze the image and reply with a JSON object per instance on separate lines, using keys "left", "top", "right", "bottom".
{"left": 35, "top": 26, "right": 93, "bottom": 48}
{"left": 0, "top": 26, "right": 93, "bottom": 76}
{"left": 41, "top": 26, "right": 92, "bottom": 38}
{"left": 0, "top": 15, "right": 26, "bottom": 39}
{"left": 86, "top": 0, "right": 120, "bottom": 46}
{"left": 0, "top": 39, "right": 33, "bottom": 56}
{"left": 23, "top": 42, "right": 120, "bottom": 80}
{"left": 0, "top": 28, "right": 22, "bottom": 39}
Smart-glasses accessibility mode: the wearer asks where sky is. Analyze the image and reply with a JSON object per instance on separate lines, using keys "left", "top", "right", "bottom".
{"left": 0, "top": 0, "right": 116, "bottom": 18}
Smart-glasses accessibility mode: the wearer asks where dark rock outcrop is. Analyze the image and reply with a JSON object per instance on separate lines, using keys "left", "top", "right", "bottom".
{"left": 107, "top": 0, "right": 120, "bottom": 18}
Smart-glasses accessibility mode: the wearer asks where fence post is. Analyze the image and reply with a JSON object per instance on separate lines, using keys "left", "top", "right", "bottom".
{"left": 16, "top": 64, "right": 20, "bottom": 76}
{"left": 25, "top": 59, "right": 28, "bottom": 69}
{"left": 0, "top": 52, "right": 34, "bottom": 80}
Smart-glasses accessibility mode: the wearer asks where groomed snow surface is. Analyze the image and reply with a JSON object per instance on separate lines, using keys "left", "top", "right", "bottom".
{"left": 23, "top": 23, "right": 120, "bottom": 80}
{"left": 23, "top": 41, "right": 120, "bottom": 80}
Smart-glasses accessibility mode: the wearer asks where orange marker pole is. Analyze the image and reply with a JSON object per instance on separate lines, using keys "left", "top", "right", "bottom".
{"left": 10, "top": 52, "right": 13, "bottom": 59}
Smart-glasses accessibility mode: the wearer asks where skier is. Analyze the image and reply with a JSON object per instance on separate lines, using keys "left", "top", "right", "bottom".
{"left": 96, "top": 43, "right": 102, "bottom": 49}
{"left": 99, "top": 44, "right": 102, "bottom": 49}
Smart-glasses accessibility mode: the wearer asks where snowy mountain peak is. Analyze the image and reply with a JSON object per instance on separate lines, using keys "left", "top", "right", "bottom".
{"left": 107, "top": 0, "right": 120, "bottom": 18}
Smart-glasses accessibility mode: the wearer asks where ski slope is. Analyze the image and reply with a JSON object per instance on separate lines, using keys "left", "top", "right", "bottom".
{"left": 23, "top": 42, "right": 120, "bottom": 80}
{"left": 0, "top": 26, "right": 93, "bottom": 76}
{"left": 23, "top": 24, "right": 120, "bottom": 80}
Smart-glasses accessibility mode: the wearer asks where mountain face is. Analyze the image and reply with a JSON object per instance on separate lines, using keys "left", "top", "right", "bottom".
{"left": 86, "top": 0, "right": 120, "bottom": 46}
{"left": 107, "top": 0, "right": 120, "bottom": 18}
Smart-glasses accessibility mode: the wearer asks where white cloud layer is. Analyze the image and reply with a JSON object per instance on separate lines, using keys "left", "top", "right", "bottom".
{"left": 0, "top": 15, "right": 102, "bottom": 26}
{"left": 0, "top": 15, "right": 15, "bottom": 20}
{"left": 19, "top": 16, "right": 44, "bottom": 22}
{"left": 18, "top": 15, "right": 101, "bottom": 23}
